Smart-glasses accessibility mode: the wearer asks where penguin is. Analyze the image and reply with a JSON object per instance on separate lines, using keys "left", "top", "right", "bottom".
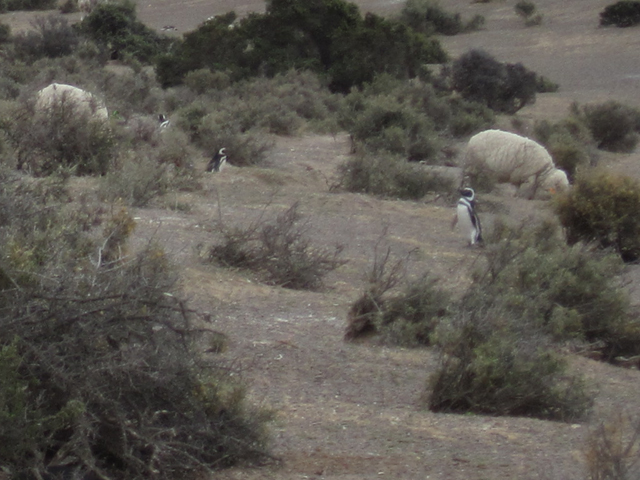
{"left": 452, "top": 187, "right": 483, "bottom": 246}
{"left": 206, "top": 147, "right": 227, "bottom": 172}
{"left": 158, "top": 114, "right": 170, "bottom": 129}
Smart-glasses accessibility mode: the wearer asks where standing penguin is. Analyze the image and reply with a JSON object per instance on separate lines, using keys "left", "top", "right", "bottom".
{"left": 452, "top": 187, "right": 483, "bottom": 246}
{"left": 206, "top": 147, "right": 227, "bottom": 172}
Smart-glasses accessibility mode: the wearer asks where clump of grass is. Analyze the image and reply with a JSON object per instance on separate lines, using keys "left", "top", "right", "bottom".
{"left": 206, "top": 202, "right": 346, "bottom": 290}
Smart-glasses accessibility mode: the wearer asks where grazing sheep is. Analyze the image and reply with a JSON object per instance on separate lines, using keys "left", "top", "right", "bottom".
{"left": 36, "top": 83, "right": 109, "bottom": 122}
{"left": 464, "top": 129, "right": 569, "bottom": 199}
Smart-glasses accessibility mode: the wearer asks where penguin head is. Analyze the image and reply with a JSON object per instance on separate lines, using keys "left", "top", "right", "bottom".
{"left": 218, "top": 147, "right": 226, "bottom": 156}
{"left": 460, "top": 187, "right": 475, "bottom": 201}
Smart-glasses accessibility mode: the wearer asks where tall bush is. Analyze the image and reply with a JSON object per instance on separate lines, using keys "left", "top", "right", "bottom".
{"left": 600, "top": 0, "right": 640, "bottom": 27}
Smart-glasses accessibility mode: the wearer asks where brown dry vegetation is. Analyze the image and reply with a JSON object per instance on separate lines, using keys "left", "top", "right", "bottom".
{"left": 3, "top": 0, "right": 640, "bottom": 479}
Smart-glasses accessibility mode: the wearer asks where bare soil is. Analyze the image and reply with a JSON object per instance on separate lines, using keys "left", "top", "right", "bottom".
{"left": 4, "top": 0, "right": 640, "bottom": 478}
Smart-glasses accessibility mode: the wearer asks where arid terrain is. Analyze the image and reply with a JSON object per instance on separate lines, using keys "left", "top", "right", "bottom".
{"left": 3, "top": 0, "right": 640, "bottom": 478}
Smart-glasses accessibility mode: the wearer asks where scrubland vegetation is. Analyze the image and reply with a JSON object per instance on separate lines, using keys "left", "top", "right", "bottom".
{"left": 1, "top": 0, "right": 640, "bottom": 478}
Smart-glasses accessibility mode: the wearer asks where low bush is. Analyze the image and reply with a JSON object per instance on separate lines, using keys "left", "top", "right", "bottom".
{"left": 475, "top": 220, "right": 634, "bottom": 351}
{"left": 0, "top": 0, "right": 55, "bottom": 12}
{"left": 585, "top": 412, "right": 640, "bottom": 480}
{"left": 515, "top": 0, "right": 543, "bottom": 26}
{"left": 339, "top": 77, "right": 454, "bottom": 161}
{"left": 78, "top": 0, "right": 173, "bottom": 64}
{"left": 427, "top": 307, "right": 592, "bottom": 421}
{"left": 576, "top": 100, "right": 640, "bottom": 152}
{"left": 534, "top": 117, "right": 593, "bottom": 181}
{"left": 399, "top": 0, "right": 485, "bottom": 35}
{"left": 12, "top": 15, "right": 79, "bottom": 62}
{"left": 6, "top": 96, "right": 116, "bottom": 176}
{"left": 0, "top": 172, "right": 272, "bottom": 479}
{"left": 345, "top": 244, "right": 450, "bottom": 345}
{"left": 206, "top": 202, "right": 346, "bottom": 290}
{"left": 336, "top": 152, "right": 455, "bottom": 200}
{"left": 555, "top": 169, "right": 640, "bottom": 264}
{"left": 600, "top": 0, "right": 640, "bottom": 27}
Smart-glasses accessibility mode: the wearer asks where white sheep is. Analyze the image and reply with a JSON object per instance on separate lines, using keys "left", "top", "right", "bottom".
{"left": 463, "top": 129, "right": 569, "bottom": 199}
{"left": 36, "top": 83, "right": 109, "bottom": 122}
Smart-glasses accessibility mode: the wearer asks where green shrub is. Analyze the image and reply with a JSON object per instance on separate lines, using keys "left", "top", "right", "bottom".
{"left": 0, "top": 22, "right": 10, "bottom": 43}
{"left": 534, "top": 117, "right": 593, "bottom": 181}
{"left": 600, "top": 0, "right": 640, "bottom": 27}
{"left": 515, "top": 0, "right": 537, "bottom": 18}
{"left": 447, "top": 96, "right": 495, "bottom": 137}
{"left": 399, "top": 0, "right": 485, "bottom": 35}
{"left": 0, "top": 0, "right": 55, "bottom": 12}
{"left": 451, "top": 49, "right": 540, "bottom": 114}
{"left": 427, "top": 308, "right": 592, "bottom": 421}
{"left": 477, "top": 220, "right": 633, "bottom": 348}
{"left": 12, "top": 15, "right": 79, "bottom": 61}
{"left": 0, "top": 174, "right": 272, "bottom": 478}
{"left": 344, "top": 241, "right": 455, "bottom": 347}
{"left": 577, "top": 100, "right": 640, "bottom": 152}
{"left": 99, "top": 151, "right": 171, "bottom": 207}
{"left": 7, "top": 97, "right": 116, "bottom": 176}
{"left": 78, "top": 0, "right": 173, "bottom": 63}
{"left": 555, "top": 169, "right": 640, "bottom": 263}
{"left": 339, "top": 78, "right": 452, "bottom": 160}
{"left": 336, "top": 152, "right": 454, "bottom": 199}
{"left": 206, "top": 202, "right": 346, "bottom": 290}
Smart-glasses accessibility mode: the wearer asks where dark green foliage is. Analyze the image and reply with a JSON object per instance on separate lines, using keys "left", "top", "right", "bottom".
{"left": 206, "top": 203, "right": 346, "bottom": 290}
{"left": 515, "top": 0, "right": 537, "bottom": 18}
{"left": 555, "top": 169, "right": 640, "bottom": 264}
{"left": 576, "top": 100, "right": 640, "bottom": 152}
{"left": 12, "top": 15, "right": 79, "bottom": 61}
{"left": 0, "top": 22, "right": 10, "bottom": 43}
{"left": 155, "top": 0, "right": 446, "bottom": 92}
{"left": 0, "top": 0, "right": 55, "bottom": 12}
{"left": 399, "top": 0, "right": 485, "bottom": 35}
{"left": 451, "top": 49, "right": 539, "bottom": 114}
{"left": 0, "top": 173, "right": 272, "bottom": 479}
{"left": 600, "top": 0, "right": 640, "bottom": 27}
{"left": 336, "top": 152, "right": 455, "bottom": 199}
{"left": 78, "top": 0, "right": 173, "bottom": 63}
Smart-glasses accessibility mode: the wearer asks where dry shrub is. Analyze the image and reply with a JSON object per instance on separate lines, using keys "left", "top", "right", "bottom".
{"left": 206, "top": 202, "right": 346, "bottom": 290}
{"left": 345, "top": 242, "right": 450, "bottom": 346}
{"left": 0, "top": 171, "right": 272, "bottom": 479}
{"left": 7, "top": 93, "right": 115, "bottom": 176}
{"left": 585, "top": 412, "right": 640, "bottom": 480}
